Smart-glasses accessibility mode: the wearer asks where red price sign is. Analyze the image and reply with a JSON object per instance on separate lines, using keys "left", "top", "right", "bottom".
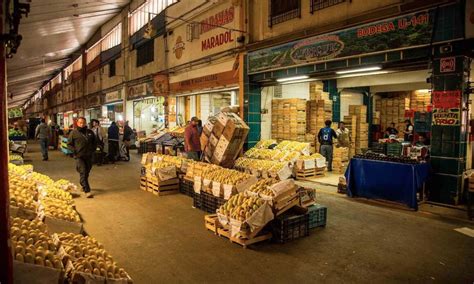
{"left": 432, "top": 90, "right": 461, "bottom": 109}
{"left": 440, "top": 57, "right": 455, "bottom": 73}
{"left": 404, "top": 109, "right": 415, "bottom": 118}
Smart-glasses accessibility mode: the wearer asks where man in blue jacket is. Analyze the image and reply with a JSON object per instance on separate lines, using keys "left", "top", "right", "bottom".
{"left": 318, "top": 120, "right": 338, "bottom": 171}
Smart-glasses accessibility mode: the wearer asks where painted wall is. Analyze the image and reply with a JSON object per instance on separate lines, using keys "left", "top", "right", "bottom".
{"left": 86, "top": 69, "right": 101, "bottom": 95}
{"left": 249, "top": 0, "right": 403, "bottom": 43}
{"left": 101, "top": 56, "right": 125, "bottom": 90}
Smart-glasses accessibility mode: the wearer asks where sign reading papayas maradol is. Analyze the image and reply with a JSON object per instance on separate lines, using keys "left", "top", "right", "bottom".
{"left": 248, "top": 9, "right": 435, "bottom": 74}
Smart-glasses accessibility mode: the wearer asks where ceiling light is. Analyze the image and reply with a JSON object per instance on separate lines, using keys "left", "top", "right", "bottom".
{"left": 276, "top": 75, "right": 309, "bottom": 83}
{"left": 336, "top": 66, "right": 382, "bottom": 74}
{"left": 416, "top": 89, "right": 430, "bottom": 93}
{"left": 280, "top": 78, "right": 318, "bottom": 85}
{"left": 337, "top": 71, "right": 389, "bottom": 78}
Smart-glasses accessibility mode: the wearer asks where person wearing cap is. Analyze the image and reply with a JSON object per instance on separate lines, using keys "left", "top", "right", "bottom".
{"left": 184, "top": 117, "right": 201, "bottom": 161}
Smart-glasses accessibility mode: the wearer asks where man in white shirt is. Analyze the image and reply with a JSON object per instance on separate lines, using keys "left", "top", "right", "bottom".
{"left": 336, "top": 122, "right": 351, "bottom": 148}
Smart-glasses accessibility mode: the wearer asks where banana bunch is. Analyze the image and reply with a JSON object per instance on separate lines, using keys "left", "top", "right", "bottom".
{"left": 235, "top": 158, "right": 286, "bottom": 172}
{"left": 9, "top": 175, "right": 37, "bottom": 193}
{"left": 281, "top": 151, "right": 301, "bottom": 161}
{"left": 72, "top": 256, "right": 129, "bottom": 279}
{"left": 8, "top": 163, "right": 28, "bottom": 178}
{"left": 19, "top": 164, "right": 33, "bottom": 173}
{"left": 245, "top": 148, "right": 281, "bottom": 160}
{"left": 247, "top": 178, "right": 279, "bottom": 197}
{"left": 30, "top": 172, "right": 54, "bottom": 186}
{"left": 41, "top": 186, "right": 74, "bottom": 203}
{"left": 150, "top": 161, "right": 174, "bottom": 169}
{"left": 254, "top": 139, "right": 277, "bottom": 149}
{"left": 9, "top": 154, "right": 23, "bottom": 162}
{"left": 202, "top": 168, "right": 251, "bottom": 185}
{"left": 9, "top": 178, "right": 37, "bottom": 211}
{"left": 58, "top": 233, "right": 128, "bottom": 279}
{"left": 10, "top": 218, "right": 62, "bottom": 269}
{"left": 162, "top": 155, "right": 187, "bottom": 167}
{"left": 217, "top": 193, "right": 265, "bottom": 221}
{"left": 42, "top": 200, "right": 80, "bottom": 223}
{"left": 275, "top": 140, "right": 309, "bottom": 152}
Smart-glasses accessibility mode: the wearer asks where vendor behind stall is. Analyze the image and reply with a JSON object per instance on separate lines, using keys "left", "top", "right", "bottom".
{"left": 336, "top": 122, "right": 351, "bottom": 147}
{"left": 384, "top": 122, "right": 399, "bottom": 138}
{"left": 404, "top": 119, "right": 414, "bottom": 142}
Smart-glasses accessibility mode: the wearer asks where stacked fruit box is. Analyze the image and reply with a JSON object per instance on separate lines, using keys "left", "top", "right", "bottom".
{"left": 201, "top": 112, "right": 249, "bottom": 168}
{"left": 333, "top": 147, "right": 349, "bottom": 174}
{"left": 343, "top": 115, "right": 357, "bottom": 158}
{"left": 378, "top": 96, "right": 410, "bottom": 132}
{"left": 349, "top": 105, "right": 369, "bottom": 154}
{"left": 272, "top": 99, "right": 306, "bottom": 142}
{"left": 410, "top": 90, "right": 431, "bottom": 112}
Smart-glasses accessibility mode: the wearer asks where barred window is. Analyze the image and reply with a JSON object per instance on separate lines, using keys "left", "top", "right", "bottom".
{"left": 101, "top": 23, "right": 122, "bottom": 51}
{"left": 311, "top": 0, "right": 345, "bottom": 13}
{"left": 129, "top": 0, "right": 177, "bottom": 36}
{"left": 269, "top": 0, "right": 301, "bottom": 27}
{"left": 86, "top": 42, "right": 101, "bottom": 65}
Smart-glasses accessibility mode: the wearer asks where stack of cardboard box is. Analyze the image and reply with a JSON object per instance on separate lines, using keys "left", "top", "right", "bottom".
{"left": 272, "top": 99, "right": 306, "bottom": 142}
{"left": 410, "top": 90, "right": 431, "bottom": 112}
{"left": 378, "top": 97, "right": 410, "bottom": 133}
{"left": 349, "top": 105, "right": 369, "bottom": 154}
{"left": 333, "top": 147, "right": 349, "bottom": 174}
{"left": 201, "top": 112, "right": 249, "bottom": 168}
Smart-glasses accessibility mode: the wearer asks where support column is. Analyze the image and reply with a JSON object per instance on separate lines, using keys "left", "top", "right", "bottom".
{"left": 429, "top": 55, "right": 471, "bottom": 205}
{"left": 243, "top": 55, "right": 262, "bottom": 149}
{"left": 0, "top": 0, "right": 13, "bottom": 280}
{"left": 323, "top": 79, "right": 340, "bottom": 122}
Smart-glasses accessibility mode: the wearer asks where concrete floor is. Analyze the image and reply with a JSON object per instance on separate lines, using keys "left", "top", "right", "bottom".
{"left": 23, "top": 143, "right": 474, "bottom": 283}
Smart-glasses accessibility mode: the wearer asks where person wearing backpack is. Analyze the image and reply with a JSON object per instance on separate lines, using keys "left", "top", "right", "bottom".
{"left": 318, "top": 120, "right": 338, "bottom": 171}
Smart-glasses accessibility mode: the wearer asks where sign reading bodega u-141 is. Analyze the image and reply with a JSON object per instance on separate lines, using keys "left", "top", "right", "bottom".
{"left": 248, "top": 9, "right": 434, "bottom": 73}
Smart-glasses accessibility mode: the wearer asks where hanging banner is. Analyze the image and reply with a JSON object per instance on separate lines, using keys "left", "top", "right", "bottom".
{"left": 248, "top": 9, "right": 436, "bottom": 74}
{"left": 432, "top": 108, "right": 460, "bottom": 126}
{"left": 432, "top": 90, "right": 461, "bottom": 109}
{"left": 105, "top": 90, "right": 122, "bottom": 103}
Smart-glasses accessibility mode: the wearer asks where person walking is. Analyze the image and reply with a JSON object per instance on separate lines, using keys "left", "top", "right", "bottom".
{"left": 123, "top": 121, "right": 133, "bottom": 161}
{"left": 35, "top": 118, "right": 51, "bottom": 161}
{"left": 108, "top": 121, "right": 120, "bottom": 163}
{"left": 91, "top": 119, "right": 105, "bottom": 165}
{"left": 318, "top": 120, "right": 338, "bottom": 171}
{"left": 184, "top": 117, "right": 201, "bottom": 161}
{"left": 67, "top": 117, "right": 97, "bottom": 198}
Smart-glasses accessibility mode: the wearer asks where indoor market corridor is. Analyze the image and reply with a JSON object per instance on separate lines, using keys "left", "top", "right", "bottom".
{"left": 24, "top": 142, "right": 474, "bottom": 283}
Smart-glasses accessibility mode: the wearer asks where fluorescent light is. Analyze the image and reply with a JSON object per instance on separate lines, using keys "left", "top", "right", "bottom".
{"left": 336, "top": 66, "right": 382, "bottom": 74}
{"left": 337, "top": 71, "right": 389, "bottom": 78}
{"left": 416, "top": 89, "right": 430, "bottom": 93}
{"left": 276, "top": 75, "right": 309, "bottom": 83}
{"left": 280, "top": 78, "right": 318, "bottom": 85}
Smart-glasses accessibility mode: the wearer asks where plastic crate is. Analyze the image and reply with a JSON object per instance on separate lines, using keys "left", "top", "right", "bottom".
{"left": 179, "top": 179, "right": 194, "bottom": 197}
{"left": 307, "top": 204, "right": 327, "bottom": 229}
{"left": 193, "top": 193, "right": 203, "bottom": 209}
{"left": 271, "top": 207, "right": 310, "bottom": 243}
{"left": 385, "top": 143, "right": 402, "bottom": 156}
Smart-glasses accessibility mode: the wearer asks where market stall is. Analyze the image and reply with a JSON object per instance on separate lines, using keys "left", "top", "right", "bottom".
{"left": 7, "top": 163, "right": 133, "bottom": 282}
{"left": 345, "top": 154, "right": 430, "bottom": 210}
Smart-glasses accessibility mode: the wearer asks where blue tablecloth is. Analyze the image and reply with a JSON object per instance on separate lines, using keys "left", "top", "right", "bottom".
{"left": 345, "top": 158, "right": 430, "bottom": 210}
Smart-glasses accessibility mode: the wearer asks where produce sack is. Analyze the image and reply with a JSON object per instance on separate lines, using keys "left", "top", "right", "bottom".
{"left": 269, "top": 164, "right": 292, "bottom": 180}
{"left": 211, "top": 182, "right": 222, "bottom": 198}
{"left": 153, "top": 165, "right": 176, "bottom": 181}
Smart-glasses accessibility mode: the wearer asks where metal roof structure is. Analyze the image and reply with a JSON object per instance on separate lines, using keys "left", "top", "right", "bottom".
{"left": 6, "top": 0, "right": 130, "bottom": 108}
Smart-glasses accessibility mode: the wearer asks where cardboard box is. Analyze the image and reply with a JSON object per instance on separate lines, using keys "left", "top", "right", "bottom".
{"left": 13, "top": 260, "right": 65, "bottom": 284}
{"left": 212, "top": 120, "right": 225, "bottom": 137}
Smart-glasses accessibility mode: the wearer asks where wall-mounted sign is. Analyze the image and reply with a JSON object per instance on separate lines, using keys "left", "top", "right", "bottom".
{"left": 440, "top": 57, "right": 456, "bottom": 73}
{"left": 170, "top": 70, "right": 238, "bottom": 93}
{"left": 173, "top": 36, "right": 185, "bottom": 59}
{"left": 432, "top": 90, "right": 461, "bottom": 109}
{"left": 105, "top": 90, "right": 122, "bottom": 103}
{"left": 153, "top": 74, "right": 169, "bottom": 96}
{"left": 86, "top": 94, "right": 101, "bottom": 108}
{"left": 432, "top": 108, "right": 460, "bottom": 126}
{"left": 248, "top": 9, "right": 435, "bottom": 74}
{"left": 128, "top": 82, "right": 153, "bottom": 100}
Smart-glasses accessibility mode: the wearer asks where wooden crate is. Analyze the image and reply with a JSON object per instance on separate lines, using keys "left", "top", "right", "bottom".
{"left": 295, "top": 167, "right": 326, "bottom": 180}
{"left": 140, "top": 177, "right": 148, "bottom": 191}
{"left": 204, "top": 215, "right": 272, "bottom": 249}
{"left": 148, "top": 177, "right": 179, "bottom": 196}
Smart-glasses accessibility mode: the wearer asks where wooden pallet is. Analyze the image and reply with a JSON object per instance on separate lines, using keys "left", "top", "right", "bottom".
{"left": 148, "top": 178, "right": 180, "bottom": 196}
{"left": 140, "top": 177, "right": 148, "bottom": 191}
{"left": 204, "top": 215, "right": 272, "bottom": 249}
{"left": 295, "top": 167, "right": 325, "bottom": 179}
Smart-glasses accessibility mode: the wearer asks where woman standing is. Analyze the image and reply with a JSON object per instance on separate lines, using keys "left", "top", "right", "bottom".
{"left": 403, "top": 119, "right": 414, "bottom": 142}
